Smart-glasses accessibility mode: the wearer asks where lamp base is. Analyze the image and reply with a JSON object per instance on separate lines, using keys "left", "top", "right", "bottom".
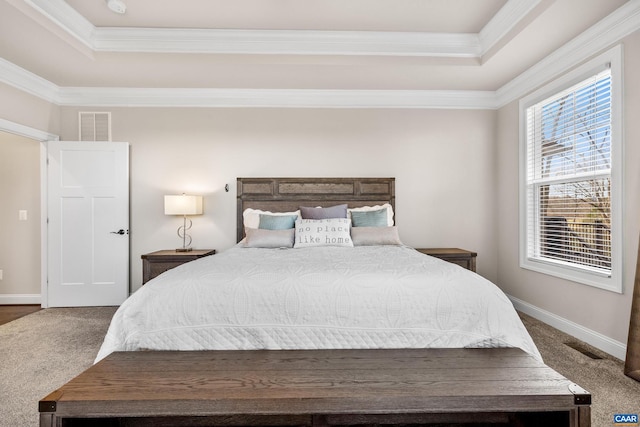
{"left": 175, "top": 247, "right": 193, "bottom": 252}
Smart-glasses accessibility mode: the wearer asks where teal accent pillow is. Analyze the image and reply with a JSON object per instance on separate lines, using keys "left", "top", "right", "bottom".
{"left": 351, "top": 208, "right": 388, "bottom": 227}
{"left": 259, "top": 214, "right": 297, "bottom": 230}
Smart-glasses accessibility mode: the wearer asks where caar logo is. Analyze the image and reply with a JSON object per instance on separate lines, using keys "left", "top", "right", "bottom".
{"left": 614, "top": 414, "right": 639, "bottom": 425}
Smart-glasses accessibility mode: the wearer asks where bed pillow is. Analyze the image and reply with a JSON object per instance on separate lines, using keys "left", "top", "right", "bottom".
{"left": 299, "top": 204, "right": 348, "bottom": 220}
{"left": 259, "top": 214, "right": 297, "bottom": 230}
{"left": 243, "top": 208, "right": 300, "bottom": 230}
{"left": 350, "top": 208, "right": 388, "bottom": 227}
{"left": 294, "top": 218, "right": 353, "bottom": 248}
{"left": 245, "top": 228, "right": 295, "bottom": 248}
{"left": 351, "top": 226, "right": 402, "bottom": 246}
{"left": 348, "top": 204, "right": 394, "bottom": 226}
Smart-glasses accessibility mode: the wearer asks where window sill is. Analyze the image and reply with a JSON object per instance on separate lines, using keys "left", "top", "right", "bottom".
{"left": 520, "top": 256, "right": 621, "bottom": 294}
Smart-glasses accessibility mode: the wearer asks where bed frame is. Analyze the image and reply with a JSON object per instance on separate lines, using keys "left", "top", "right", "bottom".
{"left": 40, "top": 177, "right": 591, "bottom": 427}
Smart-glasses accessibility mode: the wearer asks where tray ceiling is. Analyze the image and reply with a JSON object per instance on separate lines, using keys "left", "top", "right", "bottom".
{"left": 0, "top": 0, "right": 634, "bottom": 108}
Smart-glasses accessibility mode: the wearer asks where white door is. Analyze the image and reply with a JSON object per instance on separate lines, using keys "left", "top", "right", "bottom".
{"left": 47, "top": 141, "right": 129, "bottom": 307}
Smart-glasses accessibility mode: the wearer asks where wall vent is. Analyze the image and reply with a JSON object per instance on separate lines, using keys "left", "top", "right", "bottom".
{"left": 564, "top": 340, "right": 603, "bottom": 360}
{"left": 79, "top": 112, "right": 111, "bottom": 141}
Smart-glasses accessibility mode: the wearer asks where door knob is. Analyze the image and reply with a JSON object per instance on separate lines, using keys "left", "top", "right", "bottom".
{"left": 110, "top": 229, "right": 127, "bottom": 235}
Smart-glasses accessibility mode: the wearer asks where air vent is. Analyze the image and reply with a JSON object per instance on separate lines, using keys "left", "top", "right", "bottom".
{"left": 79, "top": 112, "right": 111, "bottom": 141}
{"left": 564, "top": 341, "right": 603, "bottom": 360}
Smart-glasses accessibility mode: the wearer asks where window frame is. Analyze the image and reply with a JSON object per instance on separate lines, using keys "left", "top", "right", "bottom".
{"left": 519, "top": 45, "right": 624, "bottom": 293}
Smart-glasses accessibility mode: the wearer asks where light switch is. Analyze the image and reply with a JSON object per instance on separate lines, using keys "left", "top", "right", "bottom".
{"left": 19, "top": 210, "right": 27, "bottom": 221}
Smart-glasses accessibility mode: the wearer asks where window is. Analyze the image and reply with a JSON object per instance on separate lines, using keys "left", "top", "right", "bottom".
{"left": 519, "top": 46, "right": 622, "bottom": 292}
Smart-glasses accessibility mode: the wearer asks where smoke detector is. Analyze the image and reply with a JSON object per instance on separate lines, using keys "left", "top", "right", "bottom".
{"left": 107, "top": 0, "right": 126, "bottom": 14}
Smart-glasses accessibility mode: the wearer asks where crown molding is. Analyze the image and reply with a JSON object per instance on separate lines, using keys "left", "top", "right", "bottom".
{"left": 495, "top": 0, "right": 640, "bottom": 107}
{"left": 478, "top": 0, "right": 545, "bottom": 56}
{"left": 0, "top": 58, "right": 496, "bottom": 108}
{"left": 0, "top": 57, "right": 59, "bottom": 103}
{"left": 55, "top": 87, "right": 498, "bottom": 109}
{"left": 0, "top": 57, "right": 497, "bottom": 108}
{"left": 16, "top": 0, "right": 94, "bottom": 49}
{"left": 15, "top": 0, "right": 536, "bottom": 59}
{"left": 93, "top": 27, "right": 480, "bottom": 57}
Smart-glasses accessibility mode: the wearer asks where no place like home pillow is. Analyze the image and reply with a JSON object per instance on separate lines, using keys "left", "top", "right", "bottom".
{"left": 294, "top": 218, "right": 353, "bottom": 248}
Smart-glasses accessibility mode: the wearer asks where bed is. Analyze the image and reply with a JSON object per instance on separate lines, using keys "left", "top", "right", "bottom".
{"left": 95, "top": 177, "right": 539, "bottom": 362}
{"left": 40, "top": 177, "right": 591, "bottom": 427}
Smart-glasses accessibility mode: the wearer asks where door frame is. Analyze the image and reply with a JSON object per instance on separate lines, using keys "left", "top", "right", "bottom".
{"left": 0, "top": 118, "right": 59, "bottom": 307}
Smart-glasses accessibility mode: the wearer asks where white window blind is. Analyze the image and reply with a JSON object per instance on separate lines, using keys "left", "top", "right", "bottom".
{"left": 525, "top": 68, "right": 613, "bottom": 276}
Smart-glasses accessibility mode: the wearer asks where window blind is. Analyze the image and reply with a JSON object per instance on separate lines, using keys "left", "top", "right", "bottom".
{"left": 525, "top": 68, "right": 612, "bottom": 275}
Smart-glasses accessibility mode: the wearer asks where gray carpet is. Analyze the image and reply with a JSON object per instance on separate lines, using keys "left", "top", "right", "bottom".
{"left": 0, "top": 307, "right": 116, "bottom": 427}
{"left": 518, "top": 312, "right": 640, "bottom": 426}
{"left": 0, "top": 308, "right": 639, "bottom": 427}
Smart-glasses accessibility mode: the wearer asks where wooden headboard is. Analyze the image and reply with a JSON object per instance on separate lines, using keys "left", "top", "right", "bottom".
{"left": 236, "top": 177, "right": 395, "bottom": 242}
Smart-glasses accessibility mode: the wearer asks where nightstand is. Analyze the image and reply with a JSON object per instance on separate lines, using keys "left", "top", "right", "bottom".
{"left": 141, "top": 249, "right": 216, "bottom": 284}
{"left": 415, "top": 248, "right": 477, "bottom": 272}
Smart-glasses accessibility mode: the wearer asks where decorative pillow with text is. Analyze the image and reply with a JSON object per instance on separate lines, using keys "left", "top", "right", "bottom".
{"left": 294, "top": 218, "right": 353, "bottom": 248}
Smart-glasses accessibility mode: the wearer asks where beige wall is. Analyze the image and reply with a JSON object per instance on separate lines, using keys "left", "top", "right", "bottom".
{"left": 0, "top": 83, "right": 60, "bottom": 135}
{"left": 496, "top": 33, "right": 640, "bottom": 347}
{"left": 0, "top": 86, "right": 58, "bottom": 302}
{"left": 0, "top": 131, "right": 41, "bottom": 296}
{"left": 58, "top": 107, "right": 499, "bottom": 291}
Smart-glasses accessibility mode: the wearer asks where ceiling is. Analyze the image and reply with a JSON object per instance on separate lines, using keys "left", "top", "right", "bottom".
{"left": 0, "top": 0, "right": 633, "bottom": 106}
{"left": 67, "top": 0, "right": 507, "bottom": 32}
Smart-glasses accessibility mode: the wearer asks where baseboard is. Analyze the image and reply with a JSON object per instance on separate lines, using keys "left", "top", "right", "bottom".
{"left": 0, "top": 294, "right": 41, "bottom": 305}
{"left": 508, "top": 294, "right": 627, "bottom": 361}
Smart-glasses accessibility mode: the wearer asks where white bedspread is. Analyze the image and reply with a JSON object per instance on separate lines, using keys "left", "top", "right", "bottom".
{"left": 96, "top": 245, "right": 541, "bottom": 362}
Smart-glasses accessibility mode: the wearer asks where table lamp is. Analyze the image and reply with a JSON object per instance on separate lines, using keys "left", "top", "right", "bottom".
{"left": 164, "top": 194, "right": 203, "bottom": 252}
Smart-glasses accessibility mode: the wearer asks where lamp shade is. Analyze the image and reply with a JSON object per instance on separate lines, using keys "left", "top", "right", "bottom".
{"left": 164, "top": 195, "right": 203, "bottom": 216}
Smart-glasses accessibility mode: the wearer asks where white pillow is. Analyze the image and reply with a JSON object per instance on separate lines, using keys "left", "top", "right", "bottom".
{"left": 294, "top": 218, "right": 353, "bottom": 248}
{"left": 348, "top": 203, "right": 394, "bottom": 226}
{"left": 243, "top": 208, "right": 300, "bottom": 229}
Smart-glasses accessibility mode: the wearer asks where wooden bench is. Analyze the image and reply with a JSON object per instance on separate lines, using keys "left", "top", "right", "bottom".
{"left": 40, "top": 348, "right": 591, "bottom": 426}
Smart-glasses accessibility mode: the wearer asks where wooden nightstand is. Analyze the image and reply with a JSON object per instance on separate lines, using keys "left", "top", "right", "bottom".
{"left": 141, "top": 249, "right": 216, "bottom": 284}
{"left": 415, "top": 248, "right": 477, "bottom": 272}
